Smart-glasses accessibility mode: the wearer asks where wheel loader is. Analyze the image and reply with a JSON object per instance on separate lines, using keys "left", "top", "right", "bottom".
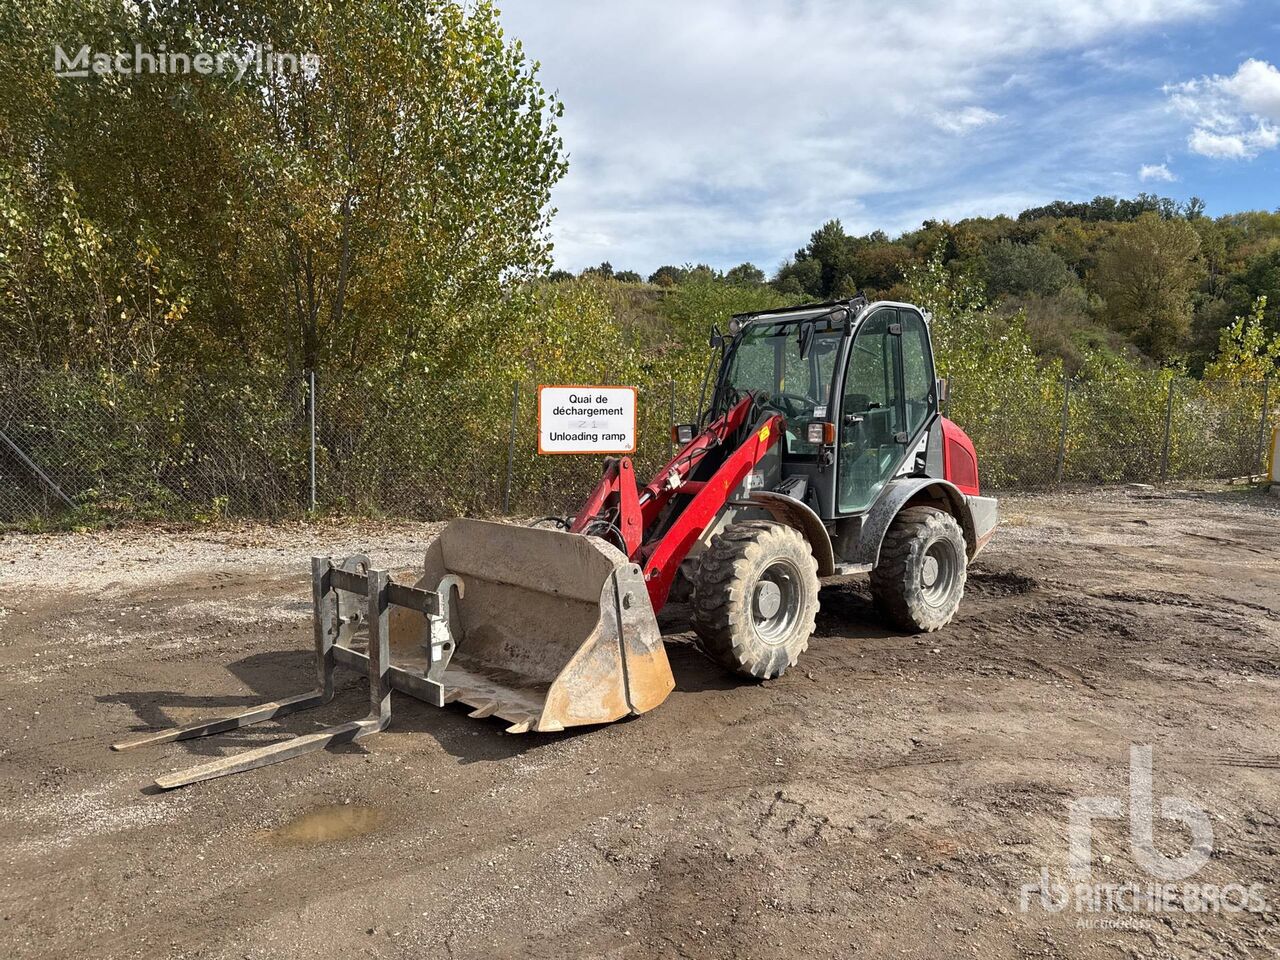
{"left": 115, "top": 297, "right": 998, "bottom": 788}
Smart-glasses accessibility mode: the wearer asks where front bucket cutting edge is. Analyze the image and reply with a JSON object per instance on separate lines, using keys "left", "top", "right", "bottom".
{"left": 391, "top": 518, "right": 674, "bottom": 733}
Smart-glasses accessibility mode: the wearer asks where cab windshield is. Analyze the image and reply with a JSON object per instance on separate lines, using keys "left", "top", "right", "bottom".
{"left": 719, "top": 319, "right": 842, "bottom": 454}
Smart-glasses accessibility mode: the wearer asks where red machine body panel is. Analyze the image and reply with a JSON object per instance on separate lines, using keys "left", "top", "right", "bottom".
{"left": 940, "top": 416, "right": 980, "bottom": 496}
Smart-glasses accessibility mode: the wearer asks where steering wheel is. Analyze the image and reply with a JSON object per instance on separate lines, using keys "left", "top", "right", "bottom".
{"left": 767, "top": 391, "right": 814, "bottom": 418}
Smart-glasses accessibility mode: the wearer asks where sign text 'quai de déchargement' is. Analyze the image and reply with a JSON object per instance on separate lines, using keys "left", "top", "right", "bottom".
{"left": 537, "top": 386, "right": 637, "bottom": 454}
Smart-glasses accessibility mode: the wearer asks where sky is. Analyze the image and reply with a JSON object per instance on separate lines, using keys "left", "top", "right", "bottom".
{"left": 495, "top": 0, "right": 1280, "bottom": 276}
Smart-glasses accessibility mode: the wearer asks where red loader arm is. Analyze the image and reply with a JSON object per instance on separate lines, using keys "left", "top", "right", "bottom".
{"left": 571, "top": 394, "right": 784, "bottom": 613}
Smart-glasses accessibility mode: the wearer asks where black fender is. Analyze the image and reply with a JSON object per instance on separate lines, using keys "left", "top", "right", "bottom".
{"left": 850, "top": 478, "right": 989, "bottom": 568}
{"left": 743, "top": 491, "right": 836, "bottom": 576}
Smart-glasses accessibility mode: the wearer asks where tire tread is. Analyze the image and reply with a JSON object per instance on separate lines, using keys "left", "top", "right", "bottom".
{"left": 691, "top": 522, "right": 819, "bottom": 679}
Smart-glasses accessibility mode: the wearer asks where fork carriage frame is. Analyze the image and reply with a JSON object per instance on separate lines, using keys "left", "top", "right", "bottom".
{"left": 112, "top": 555, "right": 461, "bottom": 790}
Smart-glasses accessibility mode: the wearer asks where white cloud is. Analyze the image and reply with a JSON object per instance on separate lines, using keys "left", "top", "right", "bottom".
{"left": 1168, "top": 58, "right": 1280, "bottom": 160}
{"left": 498, "top": 0, "right": 1220, "bottom": 272}
{"left": 1222, "top": 58, "right": 1280, "bottom": 119}
{"left": 1187, "top": 126, "right": 1278, "bottom": 158}
{"left": 934, "top": 106, "right": 1003, "bottom": 135}
{"left": 1138, "top": 162, "right": 1177, "bottom": 181}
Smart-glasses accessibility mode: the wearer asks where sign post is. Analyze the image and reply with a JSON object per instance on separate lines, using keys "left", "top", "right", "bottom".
{"left": 538, "top": 386, "right": 637, "bottom": 455}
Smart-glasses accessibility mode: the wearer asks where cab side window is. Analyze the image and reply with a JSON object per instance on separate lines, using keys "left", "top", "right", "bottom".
{"left": 843, "top": 312, "right": 893, "bottom": 420}
{"left": 900, "top": 310, "right": 934, "bottom": 438}
{"left": 838, "top": 308, "right": 902, "bottom": 512}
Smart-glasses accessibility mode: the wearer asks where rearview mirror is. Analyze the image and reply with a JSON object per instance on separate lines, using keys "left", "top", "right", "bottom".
{"left": 936, "top": 377, "right": 949, "bottom": 404}
{"left": 797, "top": 321, "right": 814, "bottom": 360}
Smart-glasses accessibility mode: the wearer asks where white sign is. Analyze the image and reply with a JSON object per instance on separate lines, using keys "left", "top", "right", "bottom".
{"left": 538, "top": 386, "right": 637, "bottom": 455}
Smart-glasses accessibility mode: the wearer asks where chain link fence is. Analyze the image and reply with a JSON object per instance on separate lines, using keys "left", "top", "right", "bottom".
{"left": 948, "top": 373, "right": 1276, "bottom": 488}
{"left": 1, "top": 365, "right": 1275, "bottom": 527}
{"left": 0, "top": 366, "right": 308, "bottom": 523}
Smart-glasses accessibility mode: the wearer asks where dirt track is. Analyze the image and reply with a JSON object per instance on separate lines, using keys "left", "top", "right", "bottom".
{"left": 1, "top": 487, "right": 1278, "bottom": 959}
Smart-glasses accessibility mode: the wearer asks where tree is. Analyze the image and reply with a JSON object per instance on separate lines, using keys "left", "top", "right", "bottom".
{"left": 581, "top": 262, "right": 614, "bottom": 279}
{"left": 1017, "top": 194, "right": 1182, "bottom": 223}
{"left": 850, "top": 243, "right": 914, "bottom": 294}
{"left": 683, "top": 263, "right": 721, "bottom": 283}
{"left": 614, "top": 270, "right": 642, "bottom": 283}
{"left": 771, "top": 258, "right": 821, "bottom": 298}
{"left": 982, "top": 241, "right": 1075, "bottom": 299}
{"left": 903, "top": 244, "right": 1065, "bottom": 487}
{"left": 648, "top": 265, "right": 687, "bottom": 287}
{"left": 1203, "top": 297, "right": 1280, "bottom": 383}
{"left": 1230, "top": 248, "right": 1280, "bottom": 329}
{"left": 725, "top": 262, "right": 765, "bottom": 285}
{"left": 0, "top": 0, "right": 567, "bottom": 373}
{"left": 226, "top": 0, "right": 567, "bottom": 374}
{"left": 1094, "top": 213, "right": 1203, "bottom": 361}
{"left": 773, "top": 219, "right": 858, "bottom": 298}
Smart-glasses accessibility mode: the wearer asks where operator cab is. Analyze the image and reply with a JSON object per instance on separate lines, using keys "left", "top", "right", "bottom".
{"left": 708, "top": 298, "right": 941, "bottom": 522}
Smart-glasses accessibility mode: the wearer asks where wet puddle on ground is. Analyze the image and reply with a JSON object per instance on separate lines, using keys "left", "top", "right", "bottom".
{"left": 271, "top": 804, "right": 384, "bottom": 845}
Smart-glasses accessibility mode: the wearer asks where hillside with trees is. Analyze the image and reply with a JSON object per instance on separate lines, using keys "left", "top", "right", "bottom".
{"left": 1, "top": 1, "right": 1277, "bottom": 523}
{"left": 572, "top": 195, "right": 1280, "bottom": 379}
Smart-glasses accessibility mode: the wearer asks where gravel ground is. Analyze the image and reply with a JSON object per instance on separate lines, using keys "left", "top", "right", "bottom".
{"left": 1, "top": 487, "right": 1277, "bottom": 959}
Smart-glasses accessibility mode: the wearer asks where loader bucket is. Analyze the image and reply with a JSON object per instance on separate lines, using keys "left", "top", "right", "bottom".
{"left": 389, "top": 518, "right": 675, "bottom": 733}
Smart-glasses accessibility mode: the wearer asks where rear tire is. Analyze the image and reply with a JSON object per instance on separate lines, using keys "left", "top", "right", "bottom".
{"left": 870, "top": 506, "right": 967, "bottom": 632}
{"left": 691, "top": 521, "right": 820, "bottom": 679}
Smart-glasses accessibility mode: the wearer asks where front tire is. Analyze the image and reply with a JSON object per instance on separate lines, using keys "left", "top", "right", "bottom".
{"left": 870, "top": 506, "right": 967, "bottom": 632}
{"left": 691, "top": 521, "right": 820, "bottom": 679}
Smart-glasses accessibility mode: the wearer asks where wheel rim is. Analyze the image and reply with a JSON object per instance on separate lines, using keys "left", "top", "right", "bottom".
{"left": 752, "top": 558, "right": 801, "bottom": 644}
{"left": 920, "top": 539, "right": 959, "bottom": 607}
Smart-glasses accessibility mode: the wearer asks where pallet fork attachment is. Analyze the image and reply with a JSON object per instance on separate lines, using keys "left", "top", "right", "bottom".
{"left": 112, "top": 556, "right": 463, "bottom": 790}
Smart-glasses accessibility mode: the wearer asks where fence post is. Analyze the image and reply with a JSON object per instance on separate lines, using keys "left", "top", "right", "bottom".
{"left": 1257, "top": 377, "right": 1272, "bottom": 477}
{"left": 1054, "top": 380, "right": 1070, "bottom": 484}
{"left": 668, "top": 380, "right": 676, "bottom": 458}
{"left": 0, "top": 427, "right": 75, "bottom": 509}
{"left": 1159, "top": 378, "right": 1175, "bottom": 483}
{"left": 308, "top": 370, "right": 317, "bottom": 512}
{"left": 502, "top": 381, "right": 520, "bottom": 515}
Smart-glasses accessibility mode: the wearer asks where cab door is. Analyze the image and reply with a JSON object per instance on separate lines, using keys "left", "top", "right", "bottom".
{"left": 836, "top": 307, "right": 936, "bottom": 513}
{"left": 837, "top": 308, "right": 902, "bottom": 512}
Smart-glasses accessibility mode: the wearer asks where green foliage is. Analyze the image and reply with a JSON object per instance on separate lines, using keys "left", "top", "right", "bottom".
{"left": 2, "top": 3, "right": 1277, "bottom": 530}
{"left": 761, "top": 195, "right": 1280, "bottom": 372}
{"left": 0, "top": 364, "right": 309, "bottom": 524}
{"left": 725, "top": 262, "right": 765, "bottom": 285}
{"left": 982, "top": 240, "right": 1075, "bottom": 299}
{"left": 1094, "top": 213, "right": 1204, "bottom": 362}
{"left": 1204, "top": 297, "right": 1280, "bottom": 384}
{"left": 647, "top": 265, "right": 686, "bottom": 287}
{"left": 773, "top": 220, "right": 919, "bottom": 301}
{"left": 899, "top": 244, "right": 1271, "bottom": 487}
{"left": 0, "top": 0, "right": 566, "bottom": 374}
{"left": 651, "top": 279, "right": 797, "bottom": 383}
{"left": 1017, "top": 194, "right": 1199, "bottom": 223}
{"left": 904, "top": 247, "right": 1064, "bottom": 487}
{"left": 581, "top": 262, "right": 615, "bottom": 279}
{"left": 1065, "top": 356, "right": 1177, "bottom": 483}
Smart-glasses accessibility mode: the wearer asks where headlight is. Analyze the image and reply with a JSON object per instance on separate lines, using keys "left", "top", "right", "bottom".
{"left": 806, "top": 421, "right": 835, "bottom": 445}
